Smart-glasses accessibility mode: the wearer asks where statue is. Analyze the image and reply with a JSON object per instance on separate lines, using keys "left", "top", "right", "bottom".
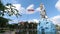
{"left": 37, "top": 3, "right": 56, "bottom": 34}
{"left": 40, "top": 3, "right": 47, "bottom": 19}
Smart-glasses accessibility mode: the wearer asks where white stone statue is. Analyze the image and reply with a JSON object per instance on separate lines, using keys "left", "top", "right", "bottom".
{"left": 40, "top": 3, "right": 48, "bottom": 19}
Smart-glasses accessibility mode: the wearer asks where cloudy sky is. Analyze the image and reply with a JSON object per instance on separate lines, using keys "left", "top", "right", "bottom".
{"left": 1, "top": 0, "right": 60, "bottom": 25}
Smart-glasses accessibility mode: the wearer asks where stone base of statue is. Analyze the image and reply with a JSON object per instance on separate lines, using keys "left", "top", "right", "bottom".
{"left": 37, "top": 18, "right": 56, "bottom": 34}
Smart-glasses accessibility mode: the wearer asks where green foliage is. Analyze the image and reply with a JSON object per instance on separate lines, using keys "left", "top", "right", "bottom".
{"left": 6, "top": 3, "right": 21, "bottom": 17}
{"left": 0, "top": 0, "right": 21, "bottom": 17}
{"left": 0, "top": 17, "right": 9, "bottom": 28}
{"left": 0, "top": 0, "right": 8, "bottom": 16}
{"left": 0, "top": 17, "right": 9, "bottom": 33}
{"left": 56, "top": 25, "right": 60, "bottom": 31}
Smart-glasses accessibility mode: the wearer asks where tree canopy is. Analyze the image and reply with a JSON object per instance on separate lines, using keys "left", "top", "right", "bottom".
{"left": 0, "top": 0, "right": 21, "bottom": 17}
{"left": 0, "top": 17, "right": 9, "bottom": 27}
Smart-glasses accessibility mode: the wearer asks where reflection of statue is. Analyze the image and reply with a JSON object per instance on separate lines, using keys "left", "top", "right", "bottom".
{"left": 40, "top": 3, "right": 47, "bottom": 19}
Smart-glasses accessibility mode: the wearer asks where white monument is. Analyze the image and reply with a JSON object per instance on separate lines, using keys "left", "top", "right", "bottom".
{"left": 37, "top": 3, "right": 56, "bottom": 34}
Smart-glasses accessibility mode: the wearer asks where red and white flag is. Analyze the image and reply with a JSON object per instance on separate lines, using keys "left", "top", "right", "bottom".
{"left": 26, "top": 4, "right": 34, "bottom": 14}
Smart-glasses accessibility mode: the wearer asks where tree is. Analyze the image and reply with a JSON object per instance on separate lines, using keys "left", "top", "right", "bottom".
{"left": 0, "top": 0, "right": 21, "bottom": 17}
{"left": 5, "top": 3, "right": 21, "bottom": 17}
{"left": 0, "top": 0, "right": 22, "bottom": 33}
{"left": 0, "top": 10, "right": 10, "bottom": 33}
{"left": 0, "top": 0, "right": 8, "bottom": 16}
{"left": 56, "top": 25, "right": 60, "bottom": 31}
{"left": 0, "top": 17, "right": 9, "bottom": 28}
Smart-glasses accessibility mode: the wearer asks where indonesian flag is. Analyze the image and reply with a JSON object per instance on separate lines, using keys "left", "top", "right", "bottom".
{"left": 26, "top": 4, "right": 34, "bottom": 14}
{"left": 28, "top": 9, "right": 34, "bottom": 11}
{"left": 26, "top": 9, "right": 34, "bottom": 14}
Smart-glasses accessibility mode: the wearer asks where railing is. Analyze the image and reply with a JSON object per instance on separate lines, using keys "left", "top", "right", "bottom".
{"left": 15, "top": 29, "right": 37, "bottom": 34}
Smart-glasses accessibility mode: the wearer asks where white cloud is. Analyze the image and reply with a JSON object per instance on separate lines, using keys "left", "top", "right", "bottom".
{"left": 13, "top": 4, "right": 21, "bottom": 10}
{"left": 12, "top": 4, "right": 35, "bottom": 14}
{"left": 27, "top": 4, "right": 34, "bottom": 9}
{"left": 9, "top": 19, "right": 19, "bottom": 24}
{"left": 5, "top": 4, "right": 40, "bottom": 15}
{"left": 33, "top": 19, "right": 39, "bottom": 23}
{"left": 5, "top": 4, "right": 22, "bottom": 14}
{"left": 51, "top": 15, "right": 60, "bottom": 26}
{"left": 28, "top": 19, "right": 39, "bottom": 23}
{"left": 2, "top": 0, "right": 40, "bottom": 14}
{"left": 12, "top": 4, "right": 27, "bottom": 14}
{"left": 55, "top": 0, "right": 60, "bottom": 11}
{"left": 35, "top": 7, "right": 40, "bottom": 11}
{"left": 26, "top": 4, "right": 35, "bottom": 14}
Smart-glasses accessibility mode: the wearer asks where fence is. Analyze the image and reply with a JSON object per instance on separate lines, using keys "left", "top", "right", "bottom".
{"left": 15, "top": 29, "right": 37, "bottom": 34}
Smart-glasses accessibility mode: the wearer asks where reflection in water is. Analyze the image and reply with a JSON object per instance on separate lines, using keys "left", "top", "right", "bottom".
{"left": 41, "top": 29, "right": 45, "bottom": 34}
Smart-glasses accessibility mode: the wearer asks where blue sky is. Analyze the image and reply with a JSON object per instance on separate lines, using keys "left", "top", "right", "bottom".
{"left": 1, "top": 0, "right": 60, "bottom": 25}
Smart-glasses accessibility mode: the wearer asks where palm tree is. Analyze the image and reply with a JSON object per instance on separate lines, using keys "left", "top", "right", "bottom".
{"left": 5, "top": 3, "right": 21, "bottom": 17}
{"left": 0, "top": 0, "right": 8, "bottom": 16}
{"left": 0, "top": 0, "right": 21, "bottom": 17}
